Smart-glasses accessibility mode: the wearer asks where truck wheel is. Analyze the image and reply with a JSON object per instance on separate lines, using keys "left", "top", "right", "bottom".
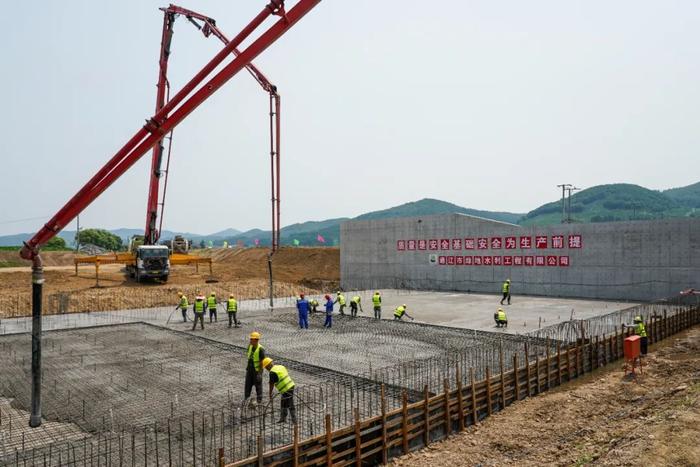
{"left": 161, "top": 275, "right": 169, "bottom": 283}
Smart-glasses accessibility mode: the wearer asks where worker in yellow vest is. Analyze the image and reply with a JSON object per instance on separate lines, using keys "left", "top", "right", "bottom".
{"left": 334, "top": 291, "right": 347, "bottom": 315}
{"left": 350, "top": 295, "right": 363, "bottom": 317}
{"left": 500, "top": 279, "right": 511, "bottom": 305}
{"left": 494, "top": 308, "right": 508, "bottom": 328}
{"left": 393, "top": 304, "right": 413, "bottom": 321}
{"left": 263, "top": 357, "right": 297, "bottom": 424}
{"left": 372, "top": 291, "right": 382, "bottom": 319}
{"left": 245, "top": 332, "right": 266, "bottom": 405}
{"left": 191, "top": 294, "right": 206, "bottom": 330}
{"left": 309, "top": 298, "right": 319, "bottom": 313}
{"left": 625, "top": 316, "right": 648, "bottom": 355}
{"left": 176, "top": 292, "right": 189, "bottom": 322}
{"left": 208, "top": 292, "right": 218, "bottom": 323}
{"left": 227, "top": 294, "right": 239, "bottom": 328}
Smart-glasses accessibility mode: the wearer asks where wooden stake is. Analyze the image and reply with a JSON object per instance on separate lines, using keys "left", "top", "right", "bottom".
{"left": 546, "top": 338, "right": 551, "bottom": 390}
{"left": 354, "top": 408, "right": 361, "bottom": 467}
{"left": 556, "top": 342, "right": 562, "bottom": 386}
{"left": 443, "top": 378, "right": 451, "bottom": 437}
{"left": 293, "top": 423, "right": 299, "bottom": 467}
{"left": 402, "top": 391, "right": 409, "bottom": 454}
{"left": 470, "top": 368, "right": 478, "bottom": 425}
{"left": 381, "top": 385, "right": 388, "bottom": 465}
{"left": 485, "top": 368, "right": 492, "bottom": 416}
{"left": 525, "top": 343, "right": 531, "bottom": 397}
{"left": 513, "top": 354, "right": 519, "bottom": 401}
{"left": 456, "top": 366, "right": 465, "bottom": 431}
{"left": 423, "top": 385, "right": 430, "bottom": 446}
{"left": 325, "top": 414, "right": 332, "bottom": 466}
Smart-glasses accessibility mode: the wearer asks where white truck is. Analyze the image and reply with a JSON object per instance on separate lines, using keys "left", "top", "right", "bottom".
{"left": 126, "top": 240, "right": 170, "bottom": 282}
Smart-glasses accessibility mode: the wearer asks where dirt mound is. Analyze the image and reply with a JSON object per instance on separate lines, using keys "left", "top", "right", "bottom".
{"left": 390, "top": 327, "right": 700, "bottom": 466}
{"left": 0, "top": 250, "right": 77, "bottom": 267}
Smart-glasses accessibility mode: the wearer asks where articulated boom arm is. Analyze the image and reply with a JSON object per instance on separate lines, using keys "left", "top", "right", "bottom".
{"left": 145, "top": 4, "right": 282, "bottom": 249}
{"left": 20, "top": 0, "right": 316, "bottom": 260}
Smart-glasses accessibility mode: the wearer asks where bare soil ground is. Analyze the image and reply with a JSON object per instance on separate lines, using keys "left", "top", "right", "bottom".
{"left": 391, "top": 327, "right": 700, "bottom": 467}
{"left": 0, "top": 247, "right": 339, "bottom": 315}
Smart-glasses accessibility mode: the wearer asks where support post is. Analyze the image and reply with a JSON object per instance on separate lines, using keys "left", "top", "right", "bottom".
{"left": 29, "top": 254, "right": 44, "bottom": 428}
{"left": 525, "top": 343, "right": 531, "bottom": 397}
{"left": 470, "top": 368, "right": 478, "bottom": 425}
{"left": 443, "top": 378, "right": 451, "bottom": 437}
{"left": 456, "top": 365, "right": 465, "bottom": 432}
{"left": 325, "top": 414, "right": 332, "bottom": 466}
{"left": 268, "top": 254, "right": 274, "bottom": 312}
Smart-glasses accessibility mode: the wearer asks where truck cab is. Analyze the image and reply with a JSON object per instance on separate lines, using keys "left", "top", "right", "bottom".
{"left": 128, "top": 244, "right": 170, "bottom": 282}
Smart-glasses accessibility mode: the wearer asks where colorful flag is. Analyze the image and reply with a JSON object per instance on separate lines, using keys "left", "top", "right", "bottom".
{"left": 254, "top": 238, "right": 260, "bottom": 246}
{"left": 293, "top": 239, "right": 300, "bottom": 246}
{"left": 317, "top": 234, "right": 326, "bottom": 243}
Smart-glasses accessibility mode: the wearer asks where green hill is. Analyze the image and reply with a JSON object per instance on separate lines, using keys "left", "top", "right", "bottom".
{"left": 520, "top": 183, "right": 696, "bottom": 226}
{"left": 663, "top": 182, "right": 700, "bottom": 208}
{"left": 221, "top": 199, "right": 523, "bottom": 247}
{"left": 355, "top": 198, "right": 522, "bottom": 224}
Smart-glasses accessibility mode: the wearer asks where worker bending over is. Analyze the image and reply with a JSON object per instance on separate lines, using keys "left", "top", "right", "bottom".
{"left": 263, "top": 357, "right": 297, "bottom": 425}
{"left": 245, "top": 332, "right": 265, "bottom": 406}
{"left": 227, "top": 294, "right": 239, "bottom": 328}
{"left": 500, "top": 279, "right": 511, "bottom": 305}
{"left": 176, "top": 292, "right": 189, "bottom": 323}
{"left": 372, "top": 291, "right": 382, "bottom": 319}
{"left": 297, "top": 293, "right": 309, "bottom": 329}
{"left": 350, "top": 295, "right": 363, "bottom": 317}
{"left": 624, "top": 316, "right": 648, "bottom": 355}
{"left": 393, "top": 304, "right": 413, "bottom": 321}
{"left": 208, "top": 292, "right": 218, "bottom": 322}
{"left": 494, "top": 308, "right": 508, "bottom": 328}
{"left": 324, "top": 294, "right": 333, "bottom": 328}
{"left": 309, "top": 298, "right": 319, "bottom": 312}
{"left": 192, "top": 294, "right": 206, "bottom": 330}
{"left": 334, "top": 291, "right": 347, "bottom": 315}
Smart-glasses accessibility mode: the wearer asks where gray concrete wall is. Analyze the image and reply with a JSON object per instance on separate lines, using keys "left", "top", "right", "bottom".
{"left": 340, "top": 214, "right": 700, "bottom": 301}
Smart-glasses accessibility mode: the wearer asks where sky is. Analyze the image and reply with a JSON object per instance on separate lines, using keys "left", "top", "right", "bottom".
{"left": 1, "top": 0, "right": 699, "bottom": 236}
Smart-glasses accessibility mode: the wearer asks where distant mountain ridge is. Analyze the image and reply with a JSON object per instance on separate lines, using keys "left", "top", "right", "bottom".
{"left": 520, "top": 183, "right": 700, "bottom": 225}
{"left": 1, "top": 181, "right": 698, "bottom": 247}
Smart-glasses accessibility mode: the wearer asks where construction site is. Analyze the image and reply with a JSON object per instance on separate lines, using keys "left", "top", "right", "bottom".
{"left": 2, "top": 1, "right": 700, "bottom": 466}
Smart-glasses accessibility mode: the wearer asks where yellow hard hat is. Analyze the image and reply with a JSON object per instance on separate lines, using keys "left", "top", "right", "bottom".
{"left": 249, "top": 331, "right": 261, "bottom": 340}
{"left": 178, "top": 291, "right": 183, "bottom": 296}
{"left": 262, "top": 357, "right": 273, "bottom": 368}
{"left": 229, "top": 294, "right": 234, "bottom": 298}
{"left": 211, "top": 292, "right": 216, "bottom": 296}
{"left": 498, "top": 308, "right": 504, "bottom": 312}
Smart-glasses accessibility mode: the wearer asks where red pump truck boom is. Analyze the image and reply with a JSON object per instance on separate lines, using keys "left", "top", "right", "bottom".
{"left": 20, "top": 0, "right": 321, "bottom": 428}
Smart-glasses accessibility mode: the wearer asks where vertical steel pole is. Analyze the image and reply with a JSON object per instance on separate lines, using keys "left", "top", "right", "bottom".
{"left": 29, "top": 254, "right": 44, "bottom": 427}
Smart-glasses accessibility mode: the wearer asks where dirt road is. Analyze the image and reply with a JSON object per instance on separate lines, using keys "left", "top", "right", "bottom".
{"left": 391, "top": 327, "right": 700, "bottom": 466}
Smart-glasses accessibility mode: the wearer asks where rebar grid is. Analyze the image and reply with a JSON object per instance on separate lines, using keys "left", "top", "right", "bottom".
{"left": 525, "top": 295, "right": 699, "bottom": 342}
{"left": 0, "top": 322, "right": 403, "bottom": 465}
{"left": 2, "top": 291, "right": 685, "bottom": 466}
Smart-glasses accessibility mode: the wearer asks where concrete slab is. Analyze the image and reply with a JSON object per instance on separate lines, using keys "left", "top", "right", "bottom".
{"left": 352, "top": 290, "right": 638, "bottom": 334}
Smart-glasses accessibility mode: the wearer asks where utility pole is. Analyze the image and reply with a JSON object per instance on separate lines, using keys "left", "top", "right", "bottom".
{"left": 556, "top": 184, "right": 572, "bottom": 223}
{"left": 75, "top": 215, "right": 81, "bottom": 252}
{"left": 565, "top": 186, "right": 581, "bottom": 223}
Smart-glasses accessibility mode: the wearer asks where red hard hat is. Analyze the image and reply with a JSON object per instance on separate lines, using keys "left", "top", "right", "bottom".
{"left": 324, "top": 294, "right": 330, "bottom": 300}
